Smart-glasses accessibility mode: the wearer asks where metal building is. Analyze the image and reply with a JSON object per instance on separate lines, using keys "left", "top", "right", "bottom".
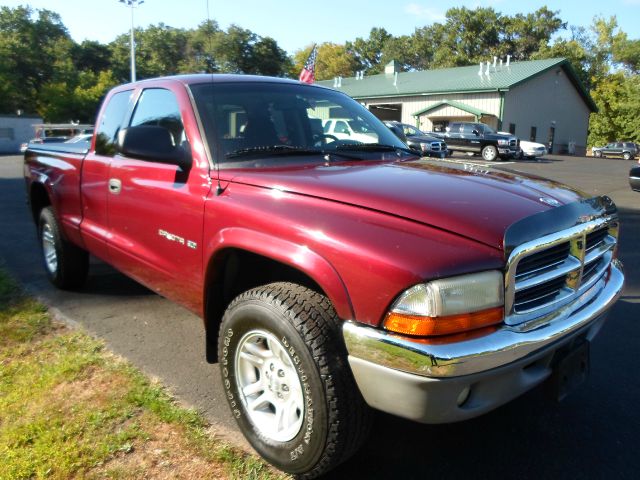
{"left": 319, "top": 58, "right": 596, "bottom": 155}
{"left": 0, "top": 114, "right": 42, "bottom": 154}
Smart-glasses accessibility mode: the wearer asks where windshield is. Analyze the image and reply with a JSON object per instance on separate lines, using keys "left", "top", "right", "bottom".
{"left": 189, "top": 81, "right": 408, "bottom": 163}
{"left": 483, "top": 125, "right": 496, "bottom": 134}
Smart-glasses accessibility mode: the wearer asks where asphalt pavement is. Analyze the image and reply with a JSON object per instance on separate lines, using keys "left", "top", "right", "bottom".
{"left": 1, "top": 153, "right": 638, "bottom": 479}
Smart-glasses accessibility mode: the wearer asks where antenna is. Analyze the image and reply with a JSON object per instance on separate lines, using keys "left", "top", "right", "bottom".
{"left": 204, "top": 0, "right": 224, "bottom": 196}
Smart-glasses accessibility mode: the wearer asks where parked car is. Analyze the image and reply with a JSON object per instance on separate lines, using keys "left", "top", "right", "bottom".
{"left": 384, "top": 121, "right": 448, "bottom": 158}
{"left": 439, "top": 122, "right": 519, "bottom": 161}
{"left": 519, "top": 140, "right": 547, "bottom": 159}
{"left": 592, "top": 142, "right": 638, "bottom": 160}
{"left": 24, "top": 74, "right": 624, "bottom": 478}
{"left": 322, "top": 118, "right": 378, "bottom": 143}
{"left": 630, "top": 165, "right": 640, "bottom": 192}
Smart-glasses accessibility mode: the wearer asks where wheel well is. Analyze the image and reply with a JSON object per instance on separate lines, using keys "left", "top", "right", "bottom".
{"left": 30, "top": 183, "right": 51, "bottom": 223}
{"left": 203, "top": 248, "right": 324, "bottom": 363}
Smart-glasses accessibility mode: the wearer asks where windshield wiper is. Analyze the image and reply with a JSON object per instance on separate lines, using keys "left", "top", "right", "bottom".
{"left": 225, "top": 145, "right": 323, "bottom": 159}
{"left": 334, "top": 143, "right": 415, "bottom": 155}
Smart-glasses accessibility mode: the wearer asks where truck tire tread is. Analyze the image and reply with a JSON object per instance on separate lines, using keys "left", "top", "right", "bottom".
{"left": 219, "top": 282, "right": 371, "bottom": 478}
{"left": 38, "top": 206, "right": 89, "bottom": 290}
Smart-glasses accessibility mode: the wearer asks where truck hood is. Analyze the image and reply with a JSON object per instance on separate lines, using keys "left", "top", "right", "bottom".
{"left": 226, "top": 158, "right": 586, "bottom": 250}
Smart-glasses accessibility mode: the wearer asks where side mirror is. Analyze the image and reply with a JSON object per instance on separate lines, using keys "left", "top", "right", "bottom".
{"left": 472, "top": 129, "right": 480, "bottom": 136}
{"left": 119, "top": 125, "right": 192, "bottom": 170}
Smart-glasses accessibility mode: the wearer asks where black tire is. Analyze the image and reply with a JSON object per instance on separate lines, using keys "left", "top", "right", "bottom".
{"left": 623, "top": 152, "right": 631, "bottom": 160}
{"left": 481, "top": 144, "right": 498, "bottom": 161}
{"left": 594, "top": 150, "right": 602, "bottom": 158}
{"left": 38, "top": 207, "right": 89, "bottom": 289}
{"left": 218, "top": 282, "right": 371, "bottom": 478}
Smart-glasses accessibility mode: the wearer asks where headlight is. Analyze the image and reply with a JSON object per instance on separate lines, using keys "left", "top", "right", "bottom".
{"left": 497, "top": 139, "right": 509, "bottom": 146}
{"left": 384, "top": 271, "right": 504, "bottom": 337}
{"left": 420, "top": 143, "right": 431, "bottom": 151}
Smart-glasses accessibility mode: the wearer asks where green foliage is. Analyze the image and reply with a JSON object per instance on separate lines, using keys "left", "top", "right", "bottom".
{"left": 588, "top": 73, "right": 640, "bottom": 146}
{"left": 291, "top": 43, "right": 359, "bottom": 80}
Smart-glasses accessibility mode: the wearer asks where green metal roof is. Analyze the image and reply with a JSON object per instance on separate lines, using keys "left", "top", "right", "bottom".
{"left": 318, "top": 58, "right": 597, "bottom": 112}
{"left": 412, "top": 99, "right": 492, "bottom": 118}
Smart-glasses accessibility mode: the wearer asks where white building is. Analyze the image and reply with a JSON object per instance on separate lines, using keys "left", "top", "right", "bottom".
{"left": 0, "top": 114, "right": 42, "bottom": 154}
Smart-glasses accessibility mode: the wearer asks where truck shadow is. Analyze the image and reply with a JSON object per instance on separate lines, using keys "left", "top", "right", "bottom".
{"left": 84, "top": 261, "right": 154, "bottom": 297}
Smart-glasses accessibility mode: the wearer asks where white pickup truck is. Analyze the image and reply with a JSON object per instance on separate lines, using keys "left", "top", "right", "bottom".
{"left": 322, "top": 118, "right": 379, "bottom": 143}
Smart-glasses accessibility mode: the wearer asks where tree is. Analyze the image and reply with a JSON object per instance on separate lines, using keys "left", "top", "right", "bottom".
{"left": 346, "top": 27, "right": 393, "bottom": 74}
{"left": 588, "top": 72, "right": 640, "bottom": 146}
{"left": 501, "top": 7, "right": 566, "bottom": 60}
{"left": 431, "top": 7, "right": 502, "bottom": 67}
{"left": 74, "top": 40, "right": 112, "bottom": 73}
{"left": 0, "top": 6, "right": 72, "bottom": 114}
{"left": 109, "top": 23, "right": 189, "bottom": 81}
{"left": 291, "top": 43, "right": 358, "bottom": 80}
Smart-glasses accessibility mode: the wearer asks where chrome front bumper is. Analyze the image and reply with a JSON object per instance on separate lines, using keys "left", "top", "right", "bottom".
{"left": 343, "top": 260, "right": 624, "bottom": 423}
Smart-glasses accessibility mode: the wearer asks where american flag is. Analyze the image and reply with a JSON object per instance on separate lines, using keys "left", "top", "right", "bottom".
{"left": 299, "top": 45, "right": 317, "bottom": 84}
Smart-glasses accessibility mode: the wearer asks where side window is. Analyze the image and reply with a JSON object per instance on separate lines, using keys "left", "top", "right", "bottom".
{"left": 322, "top": 121, "right": 332, "bottom": 134}
{"left": 95, "top": 90, "right": 132, "bottom": 156}
{"left": 130, "top": 88, "right": 185, "bottom": 147}
{"left": 334, "top": 121, "right": 349, "bottom": 134}
{"left": 461, "top": 124, "right": 476, "bottom": 134}
{"left": 449, "top": 123, "right": 460, "bottom": 132}
{"left": 403, "top": 125, "right": 419, "bottom": 136}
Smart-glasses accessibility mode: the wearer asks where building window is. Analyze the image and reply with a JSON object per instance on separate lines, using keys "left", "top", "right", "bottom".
{"left": 508, "top": 123, "right": 516, "bottom": 135}
{"left": 530, "top": 126, "right": 537, "bottom": 142}
{"left": 0, "top": 127, "right": 15, "bottom": 140}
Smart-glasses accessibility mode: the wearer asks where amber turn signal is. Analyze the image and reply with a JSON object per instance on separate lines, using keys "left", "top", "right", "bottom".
{"left": 384, "top": 306, "right": 504, "bottom": 337}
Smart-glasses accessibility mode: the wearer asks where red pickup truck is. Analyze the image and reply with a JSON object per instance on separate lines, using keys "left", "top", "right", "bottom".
{"left": 24, "top": 75, "right": 624, "bottom": 478}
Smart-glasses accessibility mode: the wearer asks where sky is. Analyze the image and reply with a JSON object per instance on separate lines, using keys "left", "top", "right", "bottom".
{"left": 4, "top": 0, "right": 640, "bottom": 55}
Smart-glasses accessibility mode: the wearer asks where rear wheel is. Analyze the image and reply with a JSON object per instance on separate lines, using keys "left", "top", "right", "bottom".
{"left": 623, "top": 152, "right": 631, "bottom": 160}
{"left": 38, "top": 207, "right": 89, "bottom": 289}
{"left": 481, "top": 145, "right": 498, "bottom": 161}
{"left": 218, "top": 282, "right": 371, "bottom": 478}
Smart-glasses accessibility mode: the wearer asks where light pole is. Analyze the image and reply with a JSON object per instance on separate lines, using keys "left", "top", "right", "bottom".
{"left": 119, "top": 0, "right": 144, "bottom": 83}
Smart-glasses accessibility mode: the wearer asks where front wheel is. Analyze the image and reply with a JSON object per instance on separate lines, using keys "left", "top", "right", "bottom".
{"left": 218, "top": 283, "right": 371, "bottom": 478}
{"left": 481, "top": 145, "right": 498, "bottom": 161}
{"left": 594, "top": 150, "right": 602, "bottom": 158}
{"left": 38, "top": 207, "right": 89, "bottom": 289}
{"left": 623, "top": 152, "right": 631, "bottom": 160}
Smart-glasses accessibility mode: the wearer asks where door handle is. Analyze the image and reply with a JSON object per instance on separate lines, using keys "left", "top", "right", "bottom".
{"left": 108, "top": 178, "right": 122, "bottom": 194}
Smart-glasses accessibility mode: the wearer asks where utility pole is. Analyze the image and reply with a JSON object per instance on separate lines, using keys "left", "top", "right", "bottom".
{"left": 119, "top": 0, "right": 144, "bottom": 83}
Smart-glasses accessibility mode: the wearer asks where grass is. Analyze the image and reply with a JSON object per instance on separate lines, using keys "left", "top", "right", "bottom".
{"left": 0, "top": 269, "right": 288, "bottom": 480}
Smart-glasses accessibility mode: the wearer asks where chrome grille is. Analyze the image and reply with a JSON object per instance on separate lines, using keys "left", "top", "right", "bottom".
{"left": 430, "top": 142, "right": 445, "bottom": 152}
{"left": 509, "top": 139, "right": 517, "bottom": 148}
{"left": 505, "top": 218, "right": 618, "bottom": 325}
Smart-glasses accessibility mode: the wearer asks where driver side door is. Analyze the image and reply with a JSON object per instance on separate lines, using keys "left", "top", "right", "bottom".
{"left": 107, "top": 85, "right": 212, "bottom": 313}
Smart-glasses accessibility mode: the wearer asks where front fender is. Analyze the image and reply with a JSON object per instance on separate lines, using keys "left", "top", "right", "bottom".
{"left": 205, "top": 227, "right": 354, "bottom": 321}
